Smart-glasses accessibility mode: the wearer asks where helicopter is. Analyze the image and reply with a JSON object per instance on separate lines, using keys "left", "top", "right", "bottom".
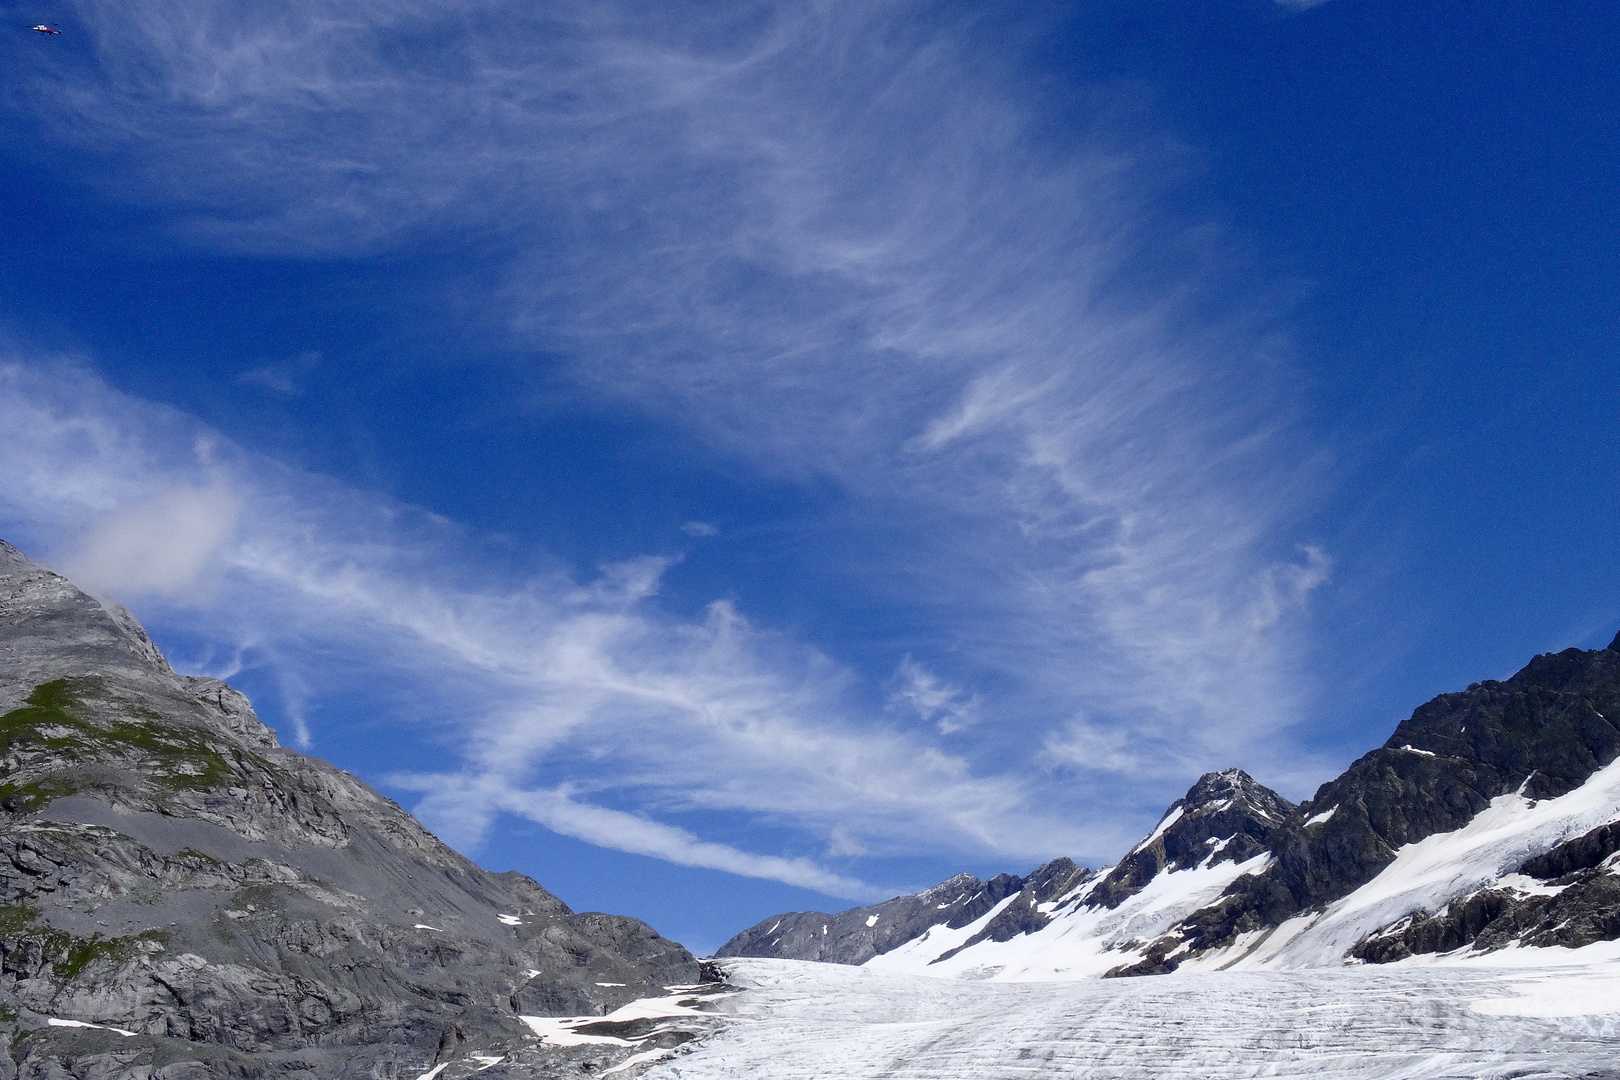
{"left": 30, "top": 24, "right": 61, "bottom": 34}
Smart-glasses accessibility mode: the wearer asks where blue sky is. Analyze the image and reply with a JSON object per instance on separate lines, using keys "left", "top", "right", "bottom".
{"left": 0, "top": 0, "right": 1616, "bottom": 954}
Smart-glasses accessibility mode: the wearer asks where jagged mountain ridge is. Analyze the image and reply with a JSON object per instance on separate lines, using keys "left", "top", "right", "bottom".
{"left": 0, "top": 540, "right": 711, "bottom": 1079}
{"left": 714, "top": 871, "right": 1030, "bottom": 967}
{"left": 721, "top": 634, "right": 1620, "bottom": 979}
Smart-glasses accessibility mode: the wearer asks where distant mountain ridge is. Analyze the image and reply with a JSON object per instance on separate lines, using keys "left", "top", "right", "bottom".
{"left": 0, "top": 540, "right": 718, "bottom": 1078}
{"left": 720, "top": 634, "right": 1620, "bottom": 979}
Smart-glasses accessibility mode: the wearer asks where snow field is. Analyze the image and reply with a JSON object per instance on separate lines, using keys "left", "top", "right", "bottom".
{"left": 647, "top": 958, "right": 1620, "bottom": 1080}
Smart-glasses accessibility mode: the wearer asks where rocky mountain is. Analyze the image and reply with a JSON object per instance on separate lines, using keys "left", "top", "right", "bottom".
{"left": 715, "top": 871, "right": 1028, "bottom": 967}
{"left": 0, "top": 540, "right": 721, "bottom": 1079}
{"left": 716, "top": 860, "right": 1095, "bottom": 968}
{"left": 721, "top": 636, "right": 1620, "bottom": 980}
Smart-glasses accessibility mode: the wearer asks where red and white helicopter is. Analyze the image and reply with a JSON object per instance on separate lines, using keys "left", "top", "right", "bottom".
{"left": 30, "top": 24, "right": 61, "bottom": 35}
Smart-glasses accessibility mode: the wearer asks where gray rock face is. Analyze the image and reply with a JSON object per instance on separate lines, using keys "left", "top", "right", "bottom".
{"left": 0, "top": 544, "right": 174, "bottom": 715}
{"left": 0, "top": 540, "right": 706, "bottom": 1078}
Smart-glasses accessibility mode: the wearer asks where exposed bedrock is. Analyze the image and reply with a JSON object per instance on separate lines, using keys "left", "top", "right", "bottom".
{"left": 0, "top": 539, "right": 702, "bottom": 1078}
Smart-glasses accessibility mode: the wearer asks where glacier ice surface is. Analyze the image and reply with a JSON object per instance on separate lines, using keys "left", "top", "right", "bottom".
{"left": 647, "top": 956, "right": 1620, "bottom": 1079}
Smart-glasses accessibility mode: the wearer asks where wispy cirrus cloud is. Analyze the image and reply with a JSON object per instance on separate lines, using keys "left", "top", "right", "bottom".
{"left": 888, "top": 657, "right": 981, "bottom": 736}
{"left": 480, "top": 4, "right": 1333, "bottom": 786}
{"left": 0, "top": 360, "right": 1094, "bottom": 896}
{"left": 237, "top": 350, "right": 321, "bottom": 397}
{"left": 0, "top": 0, "right": 1338, "bottom": 878}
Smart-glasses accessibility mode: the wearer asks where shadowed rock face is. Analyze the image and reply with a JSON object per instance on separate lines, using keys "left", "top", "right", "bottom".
{"left": 0, "top": 540, "right": 700, "bottom": 1078}
{"left": 721, "top": 635, "right": 1620, "bottom": 976}
{"left": 1176, "top": 642, "right": 1620, "bottom": 956}
{"left": 1087, "top": 769, "right": 1295, "bottom": 912}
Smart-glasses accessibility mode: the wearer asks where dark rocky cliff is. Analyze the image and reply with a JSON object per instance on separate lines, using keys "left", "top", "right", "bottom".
{"left": 0, "top": 540, "right": 705, "bottom": 1079}
{"left": 721, "top": 636, "right": 1620, "bottom": 974}
{"left": 1174, "top": 639, "right": 1620, "bottom": 959}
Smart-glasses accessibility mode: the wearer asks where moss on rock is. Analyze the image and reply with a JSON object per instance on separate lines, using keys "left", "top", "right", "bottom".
{"left": 0, "top": 680, "right": 233, "bottom": 803}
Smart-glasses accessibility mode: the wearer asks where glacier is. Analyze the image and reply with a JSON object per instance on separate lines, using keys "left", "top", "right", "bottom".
{"left": 647, "top": 953, "right": 1620, "bottom": 1079}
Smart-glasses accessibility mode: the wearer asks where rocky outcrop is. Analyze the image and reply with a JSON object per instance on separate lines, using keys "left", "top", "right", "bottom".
{"left": 1088, "top": 769, "right": 1293, "bottom": 912}
{"left": 1350, "top": 812, "right": 1620, "bottom": 963}
{"left": 1175, "top": 640, "right": 1620, "bottom": 959}
{"left": 720, "top": 635, "right": 1620, "bottom": 976}
{"left": 0, "top": 540, "right": 706, "bottom": 1078}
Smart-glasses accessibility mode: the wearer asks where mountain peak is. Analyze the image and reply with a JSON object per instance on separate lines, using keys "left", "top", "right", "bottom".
{"left": 0, "top": 538, "right": 279, "bottom": 749}
{"left": 1183, "top": 768, "right": 1269, "bottom": 810}
{"left": 0, "top": 538, "right": 706, "bottom": 1074}
{"left": 1088, "top": 769, "right": 1295, "bottom": 909}
{"left": 919, "top": 871, "right": 981, "bottom": 901}
{"left": 0, "top": 539, "right": 171, "bottom": 696}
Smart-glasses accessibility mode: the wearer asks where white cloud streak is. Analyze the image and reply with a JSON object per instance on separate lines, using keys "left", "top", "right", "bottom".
{"left": 237, "top": 350, "right": 321, "bottom": 397}
{"left": 62, "top": 484, "right": 240, "bottom": 600}
{"left": 888, "top": 657, "right": 981, "bottom": 735}
{"left": 397, "top": 773, "right": 883, "bottom": 899}
{"left": 0, "top": 0, "right": 1342, "bottom": 878}
{"left": 0, "top": 360, "right": 1091, "bottom": 895}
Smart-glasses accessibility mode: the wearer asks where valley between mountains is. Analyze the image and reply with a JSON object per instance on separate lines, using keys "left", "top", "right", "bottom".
{"left": 2, "top": 536, "right": 1619, "bottom": 1078}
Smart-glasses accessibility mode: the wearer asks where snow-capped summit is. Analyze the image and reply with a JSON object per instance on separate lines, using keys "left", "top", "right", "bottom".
{"left": 1086, "top": 767, "right": 1295, "bottom": 911}
{"left": 716, "top": 867, "right": 1039, "bottom": 966}
{"left": 720, "top": 634, "right": 1620, "bottom": 982}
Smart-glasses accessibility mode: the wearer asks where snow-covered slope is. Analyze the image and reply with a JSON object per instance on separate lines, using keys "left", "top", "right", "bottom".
{"left": 647, "top": 954, "right": 1620, "bottom": 1080}
{"left": 863, "top": 769, "right": 1291, "bottom": 980}
{"left": 714, "top": 869, "right": 1060, "bottom": 966}
{"left": 720, "top": 636, "right": 1620, "bottom": 981}
{"left": 1204, "top": 753, "right": 1620, "bottom": 971}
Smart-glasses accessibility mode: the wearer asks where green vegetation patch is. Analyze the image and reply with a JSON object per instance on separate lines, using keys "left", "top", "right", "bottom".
{"left": 174, "top": 847, "right": 223, "bottom": 865}
{"left": 0, "top": 681, "right": 93, "bottom": 757}
{"left": 0, "top": 680, "right": 232, "bottom": 796}
{"left": 0, "top": 906, "right": 39, "bottom": 934}
{"left": 0, "top": 777, "right": 79, "bottom": 814}
{"left": 0, "top": 910, "right": 167, "bottom": 981}
{"left": 53, "top": 932, "right": 162, "bottom": 981}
